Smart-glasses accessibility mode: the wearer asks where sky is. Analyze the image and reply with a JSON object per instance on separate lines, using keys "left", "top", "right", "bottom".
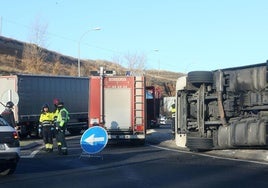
{"left": 1, "top": 0, "right": 268, "bottom": 73}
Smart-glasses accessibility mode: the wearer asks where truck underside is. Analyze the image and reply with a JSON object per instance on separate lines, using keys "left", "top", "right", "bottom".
{"left": 176, "top": 63, "right": 268, "bottom": 150}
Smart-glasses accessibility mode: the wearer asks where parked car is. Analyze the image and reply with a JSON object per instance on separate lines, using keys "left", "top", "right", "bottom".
{"left": 0, "top": 116, "right": 20, "bottom": 176}
{"left": 159, "top": 115, "right": 167, "bottom": 125}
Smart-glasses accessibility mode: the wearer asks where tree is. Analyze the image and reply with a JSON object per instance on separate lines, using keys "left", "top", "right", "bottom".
{"left": 52, "top": 55, "right": 62, "bottom": 75}
{"left": 113, "top": 52, "right": 147, "bottom": 76}
{"left": 22, "top": 17, "right": 48, "bottom": 73}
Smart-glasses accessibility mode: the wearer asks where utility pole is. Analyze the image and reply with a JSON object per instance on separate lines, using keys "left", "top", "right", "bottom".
{"left": 154, "top": 49, "right": 160, "bottom": 76}
{"left": 0, "top": 16, "right": 2, "bottom": 36}
{"left": 77, "top": 27, "right": 101, "bottom": 77}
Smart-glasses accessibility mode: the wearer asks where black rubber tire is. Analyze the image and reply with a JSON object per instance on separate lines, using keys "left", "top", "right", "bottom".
{"left": 188, "top": 71, "right": 213, "bottom": 85}
{"left": 68, "top": 128, "right": 82, "bottom": 135}
{"left": 19, "top": 133, "right": 28, "bottom": 139}
{"left": 186, "top": 137, "right": 214, "bottom": 151}
{"left": 130, "top": 139, "right": 145, "bottom": 146}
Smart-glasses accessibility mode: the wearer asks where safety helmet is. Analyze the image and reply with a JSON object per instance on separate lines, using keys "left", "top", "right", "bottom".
{"left": 42, "top": 104, "right": 49, "bottom": 109}
{"left": 53, "top": 98, "right": 60, "bottom": 105}
{"left": 53, "top": 98, "right": 60, "bottom": 109}
{"left": 6, "top": 101, "right": 14, "bottom": 108}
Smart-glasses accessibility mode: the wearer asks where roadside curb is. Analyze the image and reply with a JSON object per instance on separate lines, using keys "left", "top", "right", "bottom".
{"left": 206, "top": 149, "right": 268, "bottom": 163}
{"left": 146, "top": 129, "right": 268, "bottom": 163}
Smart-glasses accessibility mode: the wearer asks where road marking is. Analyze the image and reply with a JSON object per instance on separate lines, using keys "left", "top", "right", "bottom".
{"left": 149, "top": 144, "right": 268, "bottom": 165}
{"left": 20, "top": 135, "right": 80, "bottom": 158}
{"left": 21, "top": 150, "right": 40, "bottom": 158}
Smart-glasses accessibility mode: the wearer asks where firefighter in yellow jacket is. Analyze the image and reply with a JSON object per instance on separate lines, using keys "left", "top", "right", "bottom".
{"left": 39, "top": 104, "right": 54, "bottom": 152}
{"left": 170, "top": 103, "right": 176, "bottom": 139}
{"left": 55, "top": 101, "right": 69, "bottom": 155}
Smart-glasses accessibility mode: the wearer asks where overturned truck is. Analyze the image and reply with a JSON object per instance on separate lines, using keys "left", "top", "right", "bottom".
{"left": 175, "top": 62, "right": 268, "bottom": 150}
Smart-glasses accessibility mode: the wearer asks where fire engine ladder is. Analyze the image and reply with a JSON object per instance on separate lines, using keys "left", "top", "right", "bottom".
{"left": 133, "top": 76, "right": 145, "bottom": 132}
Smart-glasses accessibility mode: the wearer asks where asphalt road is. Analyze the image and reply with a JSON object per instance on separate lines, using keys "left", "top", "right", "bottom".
{"left": 18, "top": 125, "right": 268, "bottom": 164}
{"left": 0, "top": 128, "right": 268, "bottom": 188}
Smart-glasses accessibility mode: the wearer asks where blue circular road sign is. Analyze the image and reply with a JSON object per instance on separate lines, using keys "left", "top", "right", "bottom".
{"left": 80, "top": 126, "right": 108, "bottom": 154}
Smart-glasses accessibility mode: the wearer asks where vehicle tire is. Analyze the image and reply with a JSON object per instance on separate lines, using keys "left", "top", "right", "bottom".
{"left": 130, "top": 139, "right": 145, "bottom": 146}
{"left": 68, "top": 128, "right": 82, "bottom": 135}
{"left": 0, "top": 162, "right": 17, "bottom": 176}
{"left": 186, "top": 137, "right": 213, "bottom": 151}
{"left": 147, "top": 120, "right": 151, "bottom": 129}
{"left": 153, "top": 124, "right": 160, "bottom": 128}
{"left": 188, "top": 71, "right": 213, "bottom": 85}
{"left": 30, "top": 128, "right": 40, "bottom": 139}
{"left": 19, "top": 134, "right": 27, "bottom": 139}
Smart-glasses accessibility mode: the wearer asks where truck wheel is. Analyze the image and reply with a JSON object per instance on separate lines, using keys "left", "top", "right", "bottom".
{"left": 188, "top": 71, "right": 213, "bottom": 85}
{"left": 19, "top": 133, "right": 28, "bottom": 139}
{"left": 30, "top": 129, "right": 40, "bottom": 139}
{"left": 130, "top": 139, "right": 145, "bottom": 146}
{"left": 186, "top": 137, "right": 213, "bottom": 151}
{"left": 68, "top": 128, "right": 82, "bottom": 135}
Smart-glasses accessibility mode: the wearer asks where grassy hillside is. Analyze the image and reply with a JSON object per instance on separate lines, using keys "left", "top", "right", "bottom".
{"left": 0, "top": 36, "right": 184, "bottom": 97}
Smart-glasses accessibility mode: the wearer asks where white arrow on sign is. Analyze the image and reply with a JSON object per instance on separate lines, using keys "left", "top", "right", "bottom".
{"left": 85, "top": 134, "right": 105, "bottom": 146}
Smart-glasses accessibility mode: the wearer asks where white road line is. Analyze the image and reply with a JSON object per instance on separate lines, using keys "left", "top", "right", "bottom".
{"left": 21, "top": 150, "right": 40, "bottom": 158}
{"left": 20, "top": 144, "right": 44, "bottom": 158}
{"left": 149, "top": 144, "right": 268, "bottom": 165}
{"left": 20, "top": 135, "right": 81, "bottom": 158}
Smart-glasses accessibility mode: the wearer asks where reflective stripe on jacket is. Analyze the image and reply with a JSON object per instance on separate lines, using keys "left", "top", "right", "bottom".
{"left": 39, "top": 112, "right": 54, "bottom": 126}
{"left": 56, "top": 108, "right": 69, "bottom": 127}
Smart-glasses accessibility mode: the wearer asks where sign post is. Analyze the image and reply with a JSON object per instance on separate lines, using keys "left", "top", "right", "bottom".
{"left": 80, "top": 126, "right": 108, "bottom": 159}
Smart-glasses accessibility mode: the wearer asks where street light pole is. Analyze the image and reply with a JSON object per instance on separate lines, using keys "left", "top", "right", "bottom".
{"left": 153, "top": 49, "right": 160, "bottom": 76}
{"left": 77, "top": 27, "right": 101, "bottom": 77}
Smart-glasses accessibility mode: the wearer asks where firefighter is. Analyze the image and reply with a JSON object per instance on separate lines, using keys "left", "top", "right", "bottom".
{"left": 55, "top": 101, "right": 69, "bottom": 155}
{"left": 53, "top": 98, "right": 60, "bottom": 114}
{"left": 1, "top": 101, "right": 16, "bottom": 128}
{"left": 53, "top": 98, "right": 60, "bottom": 124}
{"left": 39, "top": 104, "right": 54, "bottom": 152}
{"left": 170, "top": 103, "right": 176, "bottom": 139}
